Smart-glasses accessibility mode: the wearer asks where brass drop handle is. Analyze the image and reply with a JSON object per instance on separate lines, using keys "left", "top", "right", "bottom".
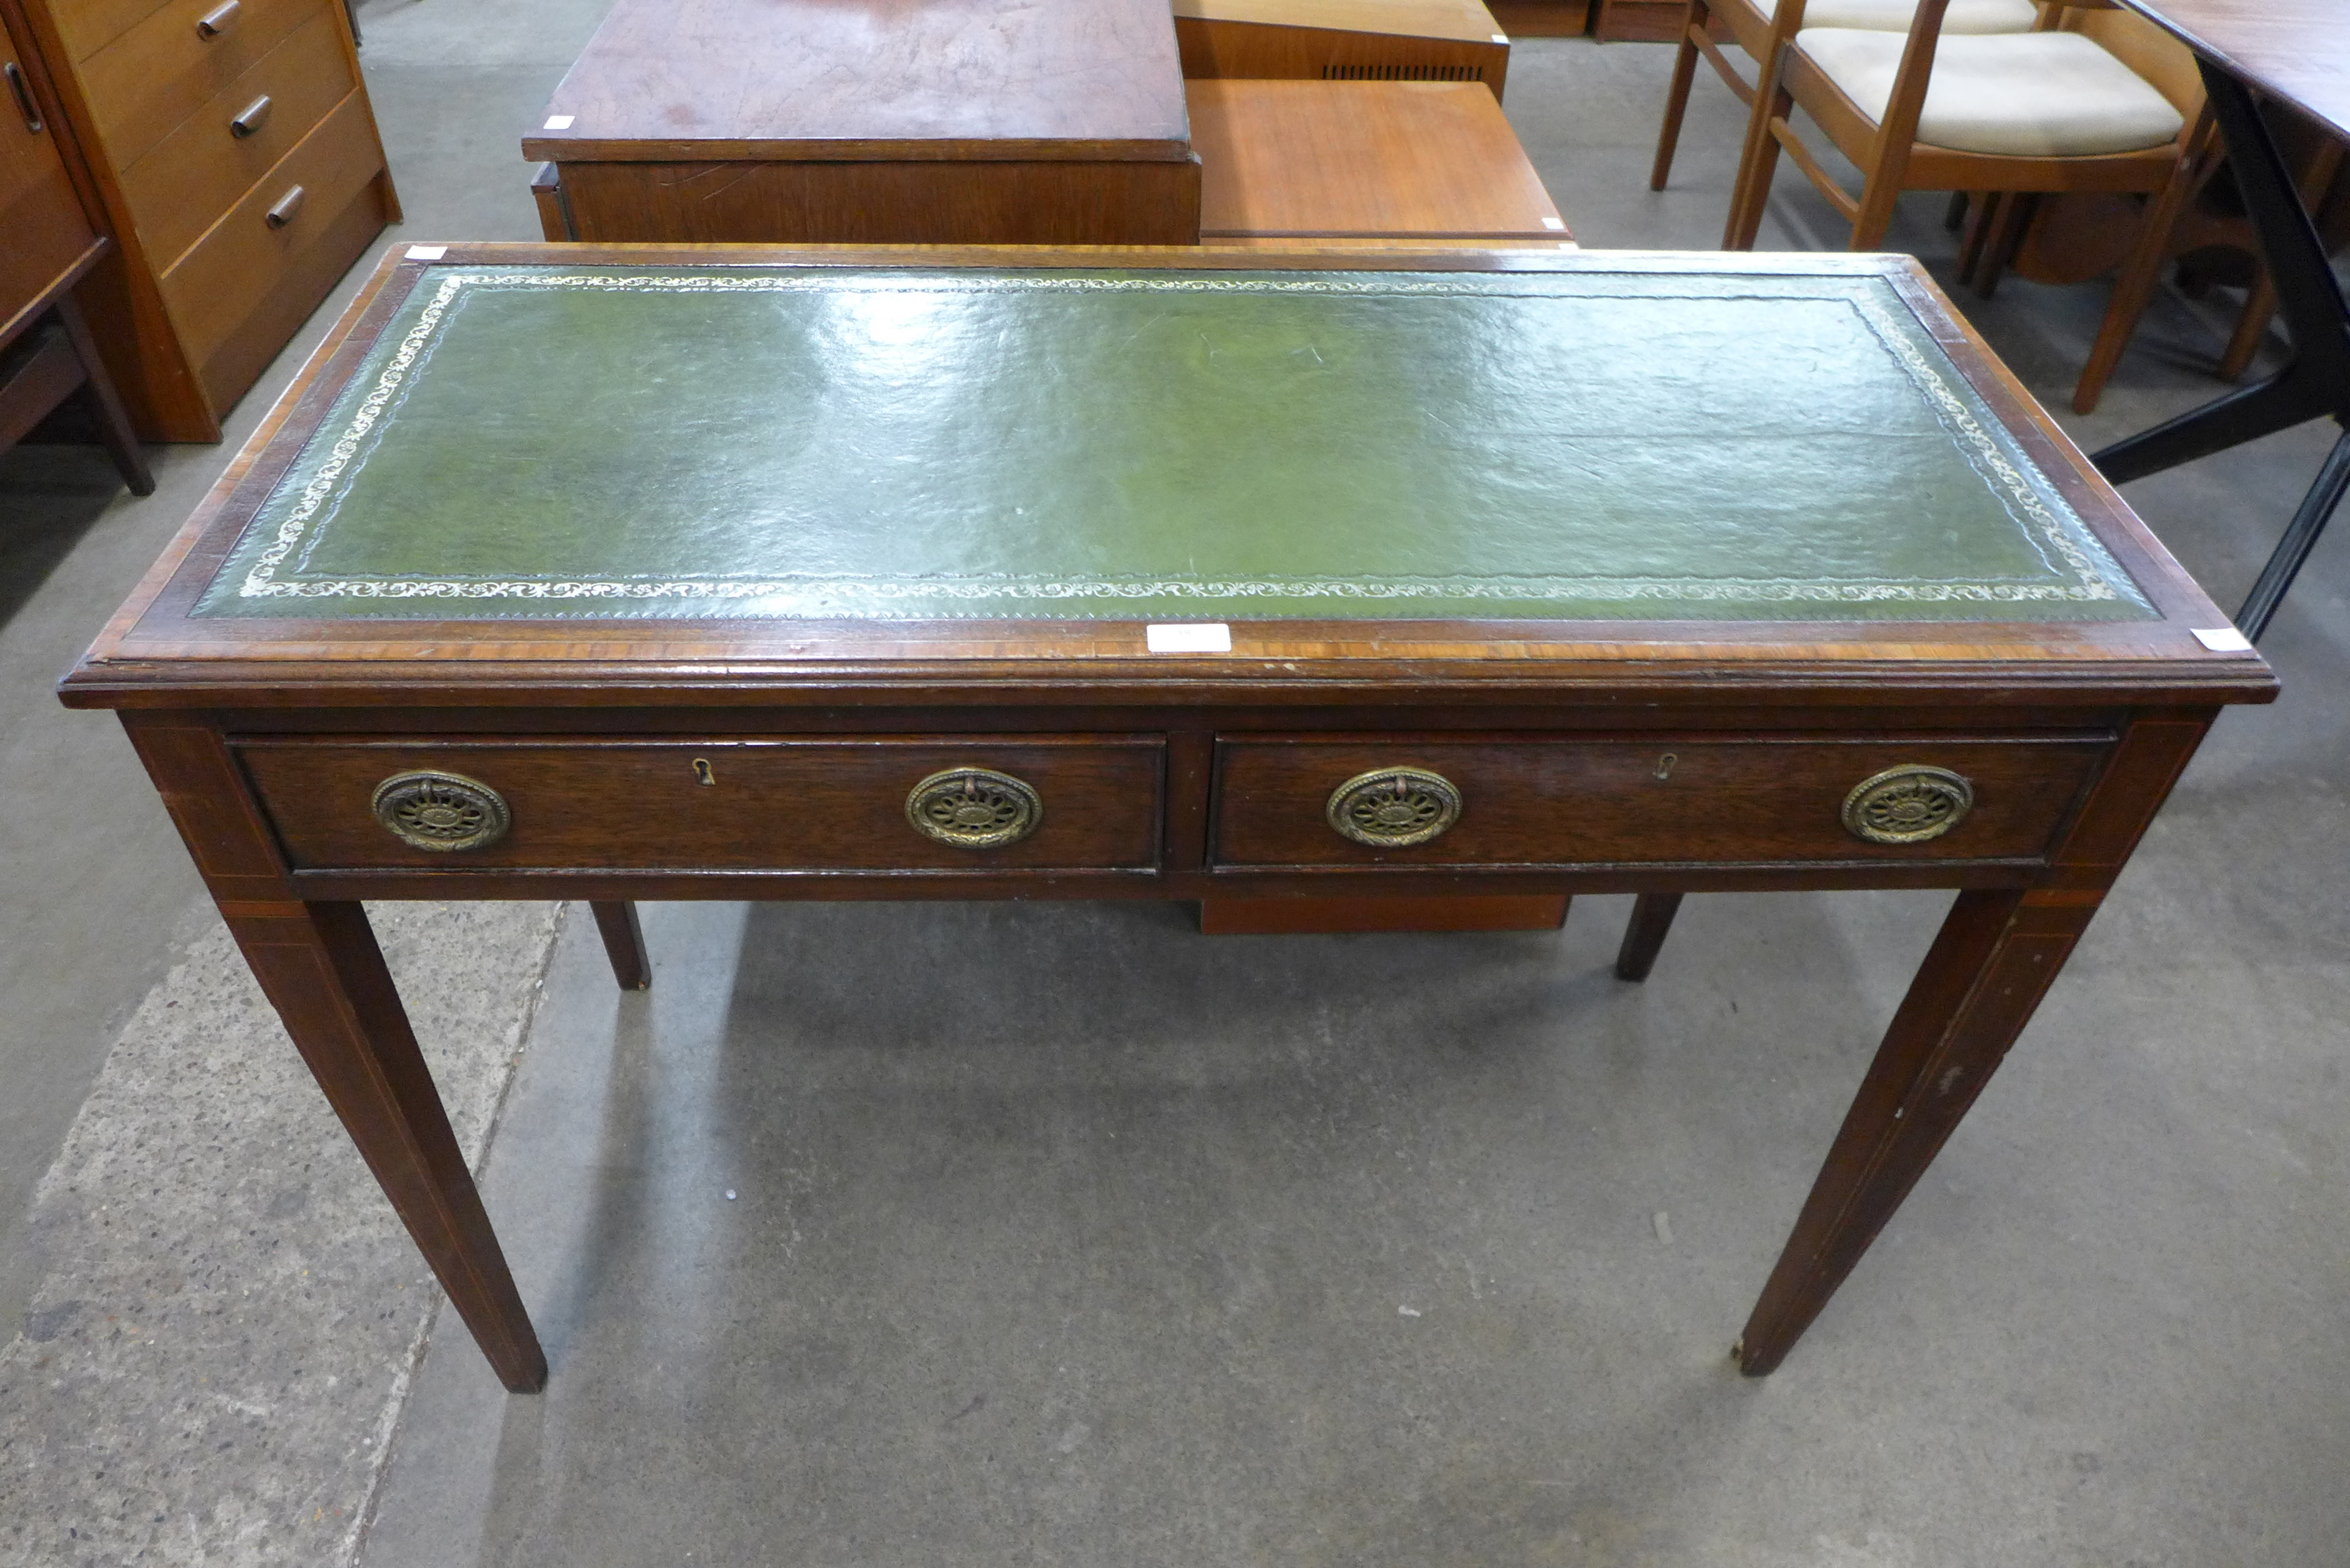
{"left": 372, "top": 771, "right": 512, "bottom": 852}
{"left": 5, "top": 61, "right": 40, "bottom": 133}
{"left": 1326, "top": 767, "right": 1463, "bottom": 848}
{"left": 230, "top": 93, "right": 271, "bottom": 138}
{"left": 1842, "top": 765, "right": 1974, "bottom": 845}
{"left": 197, "top": 0, "right": 239, "bottom": 37}
{"left": 906, "top": 767, "right": 1042, "bottom": 849}
{"left": 265, "top": 185, "right": 305, "bottom": 228}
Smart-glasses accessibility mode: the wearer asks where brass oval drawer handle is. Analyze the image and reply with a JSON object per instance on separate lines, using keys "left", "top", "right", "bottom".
{"left": 906, "top": 767, "right": 1042, "bottom": 849}
{"left": 197, "top": 0, "right": 239, "bottom": 38}
{"left": 372, "top": 770, "right": 512, "bottom": 852}
{"left": 230, "top": 93, "right": 271, "bottom": 138}
{"left": 265, "top": 185, "right": 305, "bottom": 228}
{"left": 1842, "top": 765, "right": 1974, "bottom": 845}
{"left": 1326, "top": 767, "right": 1462, "bottom": 848}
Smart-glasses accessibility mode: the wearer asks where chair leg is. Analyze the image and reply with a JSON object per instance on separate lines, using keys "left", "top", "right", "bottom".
{"left": 1650, "top": 17, "right": 1707, "bottom": 192}
{"left": 1972, "top": 193, "right": 2038, "bottom": 299}
{"left": 2074, "top": 149, "right": 2209, "bottom": 415}
{"left": 1615, "top": 894, "right": 1685, "bottom": 982}
{"left": 2218, "top": 269, "right": 2280, "bottom": 382}
{"left": 1724, "top": 78, "right": 1792, "bottom": 251}
{"left": 1944, "top": 190, "right": 1970, "bottom": 231}
{"left": 56, "top": 294, "right": 152, "bottom": 497}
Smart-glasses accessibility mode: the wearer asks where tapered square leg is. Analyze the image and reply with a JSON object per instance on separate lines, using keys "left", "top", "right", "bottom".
{"left": 589, "top": 900, "right": 651, "bottom": 989}
{"left": 1614, "top": 892, "right": 1684, "bottom": 981}
{"left": 1735, "top": 889, "right": 2097, "bottom": 1375}
{"left": 223, "top": 900, "right": 548, "bottom": 1393}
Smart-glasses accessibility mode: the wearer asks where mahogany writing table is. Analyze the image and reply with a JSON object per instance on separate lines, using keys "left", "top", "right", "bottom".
{"left": 2099, "top": 0, "right": 2350, "bottom": 640}
{"left": 60, "top": 243, "right": 2275, "bottom": 1393}
{"left": 522, "top": 0, "right": 1199, "bottom": 245}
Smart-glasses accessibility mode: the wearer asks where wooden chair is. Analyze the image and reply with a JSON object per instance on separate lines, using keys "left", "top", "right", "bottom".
{"left": 1649, "top": 0, "right": 2040, "bottom": 192}
{"left": 1723, "top": 0, "right": 2212, "bottom": 414}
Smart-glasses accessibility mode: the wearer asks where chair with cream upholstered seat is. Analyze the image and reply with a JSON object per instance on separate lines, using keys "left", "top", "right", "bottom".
{"left": 1649, "top": 0, "right": 2040, "bottom": 191}
{"left": 1722, "top": 0, "right": 2211, "bottom": 413}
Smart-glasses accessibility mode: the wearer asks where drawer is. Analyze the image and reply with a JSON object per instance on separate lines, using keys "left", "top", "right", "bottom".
{"left": 78, "top": 0, "right": 328, "bottom": 170}
{"left": 52, "top": 0, "right": 175, "bottom": 64}
{"left": 1210, "top": 734, "right": 2112, "bottom": 869}
{"left": 235, "top": 737, "right": 1166, "bottom": 873}
{"left": 117, "top": 5, "right": 354, "bottom": 269}
{"left": 158, "top": 85, "right": 382, "bottom": 374}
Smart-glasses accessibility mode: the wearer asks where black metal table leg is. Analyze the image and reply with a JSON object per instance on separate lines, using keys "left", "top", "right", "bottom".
{"left": 2091, "top": 62, "right": 2350, "bottom": 638}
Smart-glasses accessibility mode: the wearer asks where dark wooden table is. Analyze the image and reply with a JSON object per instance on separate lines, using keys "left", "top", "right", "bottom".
{"left": 2099, "top": 0, "right": 2350, "bottom": 640}
{"left": 62, "top": 243, "right": 2275, "bottom": 1394}
{"left": 522, "top": 0, "right": 1199, "bottom": 245}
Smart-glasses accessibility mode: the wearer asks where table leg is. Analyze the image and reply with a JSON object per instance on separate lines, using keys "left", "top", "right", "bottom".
{"left": 589, "top": 900, "right": 652, "bottom": 990}
{"left": 2090, "top": 63, "right": 2350, "bottom": 638}
{"left": 1613, "top": 892, "right": 1684, "bottom": 981}
{"left": 223, "top": 899, "right": 548, "bottom": 1392}
{"left": 1734, "top": 887, "right": 2095, "bottom": 1375}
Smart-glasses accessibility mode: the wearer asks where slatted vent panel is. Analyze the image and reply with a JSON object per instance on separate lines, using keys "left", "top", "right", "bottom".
{"left": 1322, "top": 63, "right": 1484, "bottom": 81}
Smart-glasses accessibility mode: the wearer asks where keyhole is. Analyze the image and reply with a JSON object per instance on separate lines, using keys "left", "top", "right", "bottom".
{"left": 691, "top": 758, "right": 716, "bottom": 786}
{"left": 1654, "top": 753, "right": 1677, "bottom": 780}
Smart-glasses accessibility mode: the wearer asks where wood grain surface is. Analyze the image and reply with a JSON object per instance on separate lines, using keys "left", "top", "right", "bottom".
{"left": 1189, "top": 79, "right": 1563, "bottom": 238}
{"left": 526, "top": 0, "right": 1192, "bottom": 163}
{"left": 2120, "top": 0, "right": 2350, "bottom": 140}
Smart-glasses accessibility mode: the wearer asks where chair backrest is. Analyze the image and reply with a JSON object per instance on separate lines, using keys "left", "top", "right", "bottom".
{"left": 2059, "top": 6, "right": 2206, "bottom": 119}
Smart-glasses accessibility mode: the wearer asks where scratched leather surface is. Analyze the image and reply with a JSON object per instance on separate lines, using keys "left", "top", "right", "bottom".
{"left": 195, "top": 266, "right": 2152, "bottom": 622}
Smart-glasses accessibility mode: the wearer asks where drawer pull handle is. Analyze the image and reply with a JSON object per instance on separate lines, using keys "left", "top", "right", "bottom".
{"left": 906, "top": 767, "right": 1042, "bottom": 850}
{"left": 372, "top": 771, "right": 512, "bottom": 852}
{"left": 5, "top": 61, "right": 41, "bottom": 133}
{"left": 1842, "top": 765, "right": 1973, "bottom": 846}
{"left": 1326, "top": 767, "right": 1462, "bottom": 849}
{"left": 265, "top": 185, "right": 306, "bottom": 228}
{"left": 230, "top": 94, "right": 271, "bottom": 137}
{"left": 197, "top": 0, "right": 239, "bottom": 37}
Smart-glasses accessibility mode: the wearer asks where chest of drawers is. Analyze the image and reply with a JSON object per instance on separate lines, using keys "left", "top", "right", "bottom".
{"left": 11, "top": 0, "right": 396, "bottom": 439}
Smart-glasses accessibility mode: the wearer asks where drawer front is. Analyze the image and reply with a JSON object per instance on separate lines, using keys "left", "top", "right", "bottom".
{"left": 236, "top": 737, "right": 1166, "bottom": 873}
{"left": 116, "top": 5, "right": 353, "bottom": 269}
{"left": 1211, "top": 735, "right": 2112, "bottom": 869}
{"left": 157, "top": 85, "right": 381, "bottom": 373}
{"left": 78, "top": 0, "right": 327, "bottom": 170}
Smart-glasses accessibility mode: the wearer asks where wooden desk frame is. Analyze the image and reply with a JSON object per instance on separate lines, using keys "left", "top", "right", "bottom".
{"left": 61, "top": 243, "right": 2275, "bottom": 1394}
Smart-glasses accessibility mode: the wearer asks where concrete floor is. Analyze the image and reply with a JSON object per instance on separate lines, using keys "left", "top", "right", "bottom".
{"left": 2, "top": 4, "right": 2347, "bottom": 1564}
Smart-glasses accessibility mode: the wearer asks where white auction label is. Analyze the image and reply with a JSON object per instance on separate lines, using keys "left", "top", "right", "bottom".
{"left": 2192, "top": 627, "right": 2254, "bottom": 651}
{"left": 1146, "top": 623, "right": 1232, "bottom": 653}
{"left": 405, "top": 245, "right": 447, "bottom": 261}
{"left": 543, "top": 114, "right": 575, "bottom": 130}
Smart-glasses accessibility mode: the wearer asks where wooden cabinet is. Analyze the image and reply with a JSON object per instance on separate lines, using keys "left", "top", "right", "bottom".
{"left": 10, "top": 0, "right": 397, "bottom": 440}
{"left": 1188, "top": 78, "right": 1569, "bottom": 243}
{"left": 525, "top": 0, "right": 1198, "bottom": 246}
{"left": 1173, "top": 0, "right": 1513, "bottom": 100}
{"left": 0, "top": 0, "right": 96, "bottom": 344}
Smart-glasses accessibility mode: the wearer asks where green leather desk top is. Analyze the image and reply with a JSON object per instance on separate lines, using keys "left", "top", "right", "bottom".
{"left": 194, "top": 264, "right": 2153, "bottom": 624}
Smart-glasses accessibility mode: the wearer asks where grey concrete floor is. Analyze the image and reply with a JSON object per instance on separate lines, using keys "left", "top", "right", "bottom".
{"left": 1, "top": 6, "right": 2345, "bottom": 1565}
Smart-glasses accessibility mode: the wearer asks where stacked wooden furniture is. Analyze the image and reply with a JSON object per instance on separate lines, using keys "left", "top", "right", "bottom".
{"left": 1, "top": 0, "right": 149, "bottom": 488}
{"left": 1174, "top": 0, "right": 1513, "bottom": 98}
{"left": 525, "top": 0, "right": 1199, "bottom": 245}
{"left": 6, "top": 0, "right": 396, "bottom": 441}
{"left": 1189, "top": 78, "right": 1570, "bottom": 246}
